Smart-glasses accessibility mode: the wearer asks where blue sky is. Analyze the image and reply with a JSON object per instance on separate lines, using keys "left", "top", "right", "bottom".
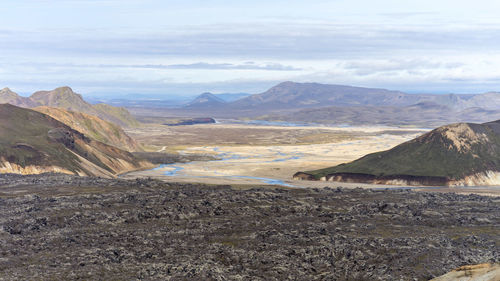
{"left": 2, "top": 0, "right": 500, "bottom": 97}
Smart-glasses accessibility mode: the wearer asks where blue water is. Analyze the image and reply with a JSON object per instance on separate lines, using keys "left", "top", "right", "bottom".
{"left": 149, "top": 147, "right": 299, "bottom": 187}
{"left": 228, "top": 176, "right": 296, "bottom": 187}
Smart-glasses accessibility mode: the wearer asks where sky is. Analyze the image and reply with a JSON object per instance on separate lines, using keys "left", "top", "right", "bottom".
{"left": 2, "top": 0, "right": 500, "bottom": 98}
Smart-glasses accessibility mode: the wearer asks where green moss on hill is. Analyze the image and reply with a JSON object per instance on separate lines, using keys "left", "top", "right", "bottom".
{"left": 306, "top": 121, "right": 500, "bottom": 180}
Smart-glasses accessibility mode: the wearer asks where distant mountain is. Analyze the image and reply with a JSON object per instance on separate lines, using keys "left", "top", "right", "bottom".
{"left": 230, "top": 81, "right": 419, "bottom": 109}
{"left": 259, "top": 102, "right": 500, "bottom": 127}
{"left": 0, "top": 104, "right": 152, "bottom": 178}
{"left": 228, "top": 81, "right": 500, "bottom": 111}
{"left": 3, "top": 86, "right": 141, "bottom": 128}
{"left": 31, "top": 86, "right": 94, "bottom": 112}
{"left": 34, "top": 106, "right": 142, "bottom": 152}
{"left": 0, "top": 87, "right": 39, "bottom": 107}
{"left": 184, "top": 92, "right": 226, "bottom": 108}
{"left": 295, "top": 119, "right": 500, "bottom": 186}
{"left": 214, "top": 93, "right": 250, "bottom": 102}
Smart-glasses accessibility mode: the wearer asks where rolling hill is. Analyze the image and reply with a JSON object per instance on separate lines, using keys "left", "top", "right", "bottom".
{"left": 0, "top": 104, "right": 152, "bottom": 178}
{"left": 34, "top": 106, "right": 142, "bottom": 152}
{"left": 295, "top": 119, "right": 500, "bottom": 186}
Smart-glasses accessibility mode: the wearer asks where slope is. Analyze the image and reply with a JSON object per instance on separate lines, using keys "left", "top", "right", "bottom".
{"left": 228, "top": 81, "right": 499, "bottom": 111}
{"left": 296, "top": 120, "right": 500, "bottom": 186}
{"left": 30, "top": 86, "right": 140, "bottom": 127}
{"left": 0, "top": 87, "right": 40, "bottom": 107}
{"left": 0, "top": 104, "right": 152, "bottom": 178}
{"left": 34, "top": 106, "right": 142, "bottom": 152}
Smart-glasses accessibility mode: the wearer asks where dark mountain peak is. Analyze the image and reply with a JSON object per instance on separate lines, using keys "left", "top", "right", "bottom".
{"left": 185, "top": 92, "right": 226, "bottom": 108}
{"left": 199, "top": 92, "right": 221, "bottom": 99}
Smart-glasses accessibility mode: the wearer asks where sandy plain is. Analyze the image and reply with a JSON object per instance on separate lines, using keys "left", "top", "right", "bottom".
{"left": 125, "top": 124, "right": 418, "bottom": 182}
{"left": 123, "top": 123, "right": 500, "bottom": 196}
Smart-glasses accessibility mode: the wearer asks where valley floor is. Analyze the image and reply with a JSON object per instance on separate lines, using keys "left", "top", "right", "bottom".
{"left": 124, "top": 123, "right": 500, "bottom": 196}
{"left": 124, "top": 124, "right": 421, "bottom": 183}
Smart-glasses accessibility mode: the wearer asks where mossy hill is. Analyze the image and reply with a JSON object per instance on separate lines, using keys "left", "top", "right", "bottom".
{"left": 296, "top": 120, "right": 500, "bottom": 186}
{"left": 0, "top": 104, "right": 152, "bottom": 177}
{"left": 34, "top": 106, "right": 142, "bottom": 152}
{"left": 30, "top": 87, "right": 140, "bottom": 128}
{"left": 1, "top": 86, "right": 139, "bottom": 128}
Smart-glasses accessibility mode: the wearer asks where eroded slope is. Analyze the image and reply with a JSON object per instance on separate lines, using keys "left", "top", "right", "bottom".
{"left": 0, "top": 104, "right": 151, "bottom": 177}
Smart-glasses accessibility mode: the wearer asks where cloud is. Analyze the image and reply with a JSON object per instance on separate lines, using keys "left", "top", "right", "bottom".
{"left": 158, "top": 62, "right": 301, "bottom": 71}
{"left": 3, "top": 22, "right": 500, "bottom": 60}
{"left": 83, "top": 62, "right": 301, "bottom": 71}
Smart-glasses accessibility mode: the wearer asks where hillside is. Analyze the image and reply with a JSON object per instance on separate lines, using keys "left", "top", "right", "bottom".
{"left": 0, "top": 86, "right": 140, "bottom": 128}
{"left": 0, "top": 104, "right": 152, "bottom": 178}
{"left": 230, "top": 81, "right": 422, "bottom": 109}
{"left": 227, "top": 81, "right": 500, "bottom": 112}
{"left": 184, "top": 92, "right": 226, "bottom": 108}
{"left": 214, "top": 92, "right": 250, "bottom": 102}
{"left": 295, "top": 120, "right": 500, "bottom": 186}
{"left": 0, "top": 87, "right": 39, "bottom": 107}
{"left": 259, "top": 102, "right": 500, "bottom": 127}
{"left": 92, "top": 103, "right": 141, "bottom": 127}
{"left": 34, "top": 106, "right": 142, "bottom": 152}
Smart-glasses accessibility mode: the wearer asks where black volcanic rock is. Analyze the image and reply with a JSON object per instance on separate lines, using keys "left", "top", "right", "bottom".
{"left": 0, "top": 176, "right": 498, "bottom": 280}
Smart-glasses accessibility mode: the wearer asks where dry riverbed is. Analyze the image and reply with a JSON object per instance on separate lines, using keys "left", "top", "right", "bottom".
{"left": 124, "top": 123, "right": 426, "bottom": 186}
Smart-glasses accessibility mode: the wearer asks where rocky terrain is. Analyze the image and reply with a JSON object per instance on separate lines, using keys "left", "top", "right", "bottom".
{"left": 0, "top": 173, "right": 498, "bottom": 280}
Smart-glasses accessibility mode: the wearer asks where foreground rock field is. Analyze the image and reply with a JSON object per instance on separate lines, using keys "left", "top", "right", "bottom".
{"left": 0, "top": 174, "right": 498, "bottom": 280}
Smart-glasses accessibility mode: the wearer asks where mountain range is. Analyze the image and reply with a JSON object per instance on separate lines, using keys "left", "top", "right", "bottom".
{"left": 228, "top": 81, "right": 500, "bottom": 110}
{"left": 173, "top": 82, "right": 500, "bottom": 126}
{"left": 295, "top": 119, "right": 500, "bottom": 186}
{"left": 0, "top": 104, "right": 152, "bottom": 178}
{"left": 0, "top": 87, "right": 139, "bottom": 128}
